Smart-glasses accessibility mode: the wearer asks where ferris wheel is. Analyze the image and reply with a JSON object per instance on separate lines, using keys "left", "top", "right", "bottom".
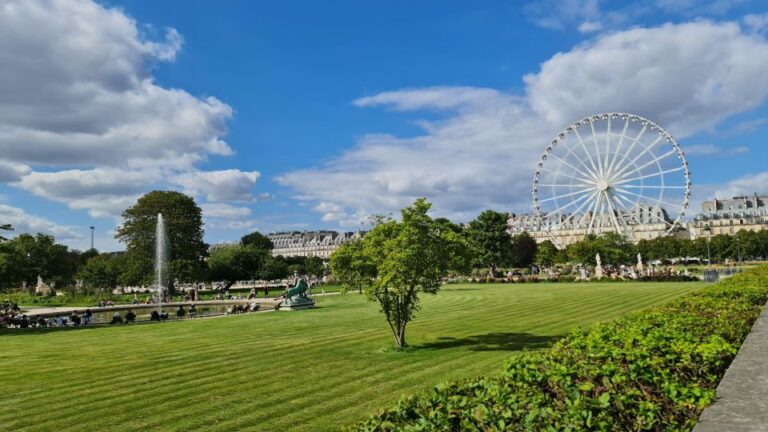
{"left": 532, "top": 113, "right": 691, "bottom": 246}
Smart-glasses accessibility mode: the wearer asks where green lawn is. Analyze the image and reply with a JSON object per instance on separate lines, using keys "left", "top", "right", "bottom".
{"left": 0, "top": 281, "right": 704, "bottom": 431}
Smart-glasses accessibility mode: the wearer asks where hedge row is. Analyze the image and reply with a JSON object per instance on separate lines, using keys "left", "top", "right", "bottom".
{"left": 351, "top": 266, "right": 768, "bottom": 431}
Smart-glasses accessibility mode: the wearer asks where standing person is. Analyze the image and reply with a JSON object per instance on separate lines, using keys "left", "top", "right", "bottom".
{"left": 83, "top": 309, "right": 93, "bottom": 326}
{"left": 263, "top": 286, "right": 269, "bottom": 298}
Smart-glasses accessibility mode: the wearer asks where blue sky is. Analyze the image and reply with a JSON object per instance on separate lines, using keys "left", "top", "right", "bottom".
{"left": 0, "top": 0, "right": 767, "bottom": 251}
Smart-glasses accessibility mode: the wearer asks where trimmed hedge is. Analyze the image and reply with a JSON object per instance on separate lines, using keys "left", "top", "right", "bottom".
{"left": 351, "top": 266, "right": 768, "bottom": 431}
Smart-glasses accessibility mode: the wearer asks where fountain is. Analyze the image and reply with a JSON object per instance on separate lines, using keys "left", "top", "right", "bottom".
{"left": 155, "top": 213, "right": 169, "bottom": 314}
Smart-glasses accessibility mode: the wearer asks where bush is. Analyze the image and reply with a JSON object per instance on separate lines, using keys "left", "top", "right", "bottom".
{"left": 350, "top": 266, "right": 768, "bottom": 431}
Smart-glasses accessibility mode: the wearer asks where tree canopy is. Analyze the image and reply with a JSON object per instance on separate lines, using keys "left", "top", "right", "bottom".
{"left": 331, "top": 198, "right": 470, "bottom": 347}
{"left": 115, "top": 191, "right": 207, "bottom": 288}
{"left": 467, "top": 210, "right": 512, "bottom": 274}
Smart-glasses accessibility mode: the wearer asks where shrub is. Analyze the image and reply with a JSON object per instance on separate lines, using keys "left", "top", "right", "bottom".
{"left": 350, "top": 266, "right": 768, "bottom": 431}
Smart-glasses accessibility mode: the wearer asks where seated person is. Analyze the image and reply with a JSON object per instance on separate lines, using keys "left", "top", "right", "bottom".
{"left": 125, "top": 310, "right": 136, "bottom": 324}
{"left": 109, "top": 312, "right": 123, "bottom": 325}
{"left": 159, "top": 311, "right": 169, "bottom": 321}
{"left": 70, "top": 313, "right": 82, "bottom": 327}
{"left": 189, "top": 304, "right": 197, "bottom": 318}
{"left": 150, "top": 310, "right": 160, "bottom": 321}
{"left": 176, "top": 305, "right": 186, "bottom": 319}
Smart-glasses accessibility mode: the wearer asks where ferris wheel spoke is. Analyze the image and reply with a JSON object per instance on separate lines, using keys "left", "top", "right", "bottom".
{"left": 607, "top": 123, "right": 647, "bottom": 181}
{"left": 605, "top": 118, "right": 630, "bottom": 179}
{"left": 551, "top": 190, "right": 599, "bottom": 227}
{"left": 586, "top": 192, "right": 602, "bottom": 235}
{"left": 612, "top": 187, "right": 681, "bottom": 209}
{"left": 589, "top": 121, "right": 604, "bottom": 176}
{"left": 548, "top": 154, "right": 598, "bottom": 182}
{"left": 537, "top": 183, "right": 594, "bottom": 188}
{"left": 538, "top": 186, "right": 595, "bottom": 203}
{"left": 561, "top": 140, "right": 600, "bottom": 179}
{"left": 607, "top": 192, "right": 633, "bottom": 234}
{"left": 611, "top": 148, "right": 677, "bottom": 182}
{"left": 621, "top": 185, "right": 687, "bottom": 189}
{"left": 541, "top": 189, "right": 596, "bottom": 217}
{"left": 539, "top": 167, "right": 595, "bottom": 184}
{"left": 612, "top": 192, "right": 644, "bottom": 224}
{"left": 573, "top": 128, "right": 602, "bottom": 177}
{"left": 612, "top": 166, "right": 685, "bottom": 185}
{"left": 610, "top": 134, "right": 665, "bottom": 179}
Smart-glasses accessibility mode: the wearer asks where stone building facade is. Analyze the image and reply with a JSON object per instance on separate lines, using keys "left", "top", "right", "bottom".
{"left": 268, "top": 230, "right": 365, "bottom": 259}
{"left": 508, "top": 204, "right": 685, "bottom": 247}
{"left": 689, "top": 194, "right": 768, "bottom": 238}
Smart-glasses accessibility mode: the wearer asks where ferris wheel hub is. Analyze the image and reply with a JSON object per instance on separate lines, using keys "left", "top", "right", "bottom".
{"left": 596, "top": 179, "right": 609, "bottom": 191}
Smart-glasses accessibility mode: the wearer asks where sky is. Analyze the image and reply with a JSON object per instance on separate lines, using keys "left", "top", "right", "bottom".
{"left": 0, "top": 0, "right": 767, "bottom": 252}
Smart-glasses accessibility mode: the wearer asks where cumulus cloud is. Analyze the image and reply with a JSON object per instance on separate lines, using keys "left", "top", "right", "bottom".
{"left": 684, "top": 144, "right": 749, "bottom": 156}
{"left": 0, "top": 0, "right": 261, "bottom": 219}
{"left": 0, "top": 204, "right": 80, "bottom": 240}
{"left": 201, "top": 203, "right": 252, "bottom": 220}
{"left": 525, "top": 21, "right": 768, "bottom": 137}
{"left": 173, "top": 170, "right": 261, "bottom": 202}
{"left": 279, "top": 21, "right": 768, "bottom": 224}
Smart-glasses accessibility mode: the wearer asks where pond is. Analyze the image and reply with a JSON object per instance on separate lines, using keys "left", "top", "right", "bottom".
{"left": 74, "top": 304, "right": 256, "bottom": 324}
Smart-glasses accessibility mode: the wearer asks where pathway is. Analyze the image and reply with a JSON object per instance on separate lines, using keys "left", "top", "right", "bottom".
{"left": 694, "top": 302, "right": 768, "bottom": 431}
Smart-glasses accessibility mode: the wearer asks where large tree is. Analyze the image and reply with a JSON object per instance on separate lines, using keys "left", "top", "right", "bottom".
{"left": 467, "top": 210, "right": 512, "bottom": 275}
{"left": 79, "top": 253, "right": 120, "bottom": 296}
{"left": 509, "top": 232, "right": 538, "bottom": 268}
{"left": 329, "top": 240, "right": 375, "bottom": 294}
{"left": 207, "top": 244, "right": 269, "bottom": 289}
{"left": 332, "top": 198, "right": 470, "bottom": 348}
{"left": 241, "top": 231, "right": 274, "bottom": 251}
{"left": 115, "top": 191, "right": 207, "bottom": 288}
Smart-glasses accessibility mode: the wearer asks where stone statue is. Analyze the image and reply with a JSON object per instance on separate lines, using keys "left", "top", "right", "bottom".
{"left": 35, "top": 275, "right": 53, "bottom": 297}
{"left": 637, "top": 253, "right": 644, "bottom": 272}
{"left": 595, "top": 253, "right": 604, "bottom": 279}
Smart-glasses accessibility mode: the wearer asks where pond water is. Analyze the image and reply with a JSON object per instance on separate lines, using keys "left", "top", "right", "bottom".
{"left": 79, "top": 304, "right": 243, "bottom": 324}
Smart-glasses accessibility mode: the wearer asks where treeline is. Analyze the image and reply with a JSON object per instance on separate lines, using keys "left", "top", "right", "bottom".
{"left": 535, "top": 230, "right": 768, "bottom": 267}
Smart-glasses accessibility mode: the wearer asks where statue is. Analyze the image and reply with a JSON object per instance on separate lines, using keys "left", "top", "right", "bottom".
{"left": 35, "top": 275, "right": 53, "bottom": 297}
{"left": 595, "top": 253, "right": 604, "bottom": 279}
{"left": 278, "top": 277, "right": 315, "bottom": 310}
{"left": 637, "top": 253, "right": 644, "bottom": 272}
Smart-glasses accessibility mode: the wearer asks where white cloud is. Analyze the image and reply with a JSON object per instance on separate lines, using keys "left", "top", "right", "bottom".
{"left": 684, "top": 144, "right": 749, "bottom": 156}
{"left": 173, "top": 169, "right": 261, "bottom": 202}
{"left": 744, "top": 13, "right": 768, "bottom": 34}
{"left": 0, "top": 160, "right": 30, "bottom": 182}
{"left": 279, "top": 21, "right": 768, "bottom": 224}
{"left": 0, "top": 0, "right": 263, "bottom": 219}
{"left": 525, "top": 21, "right": 768, "bottom": 137}
{"left": 712, "top": 172, "right": 768, "bottom": 198}
{"left": 201, "top": 203, "right": 252, "bottom": 219}
{"left": 0, "top": 204, "right": 80, "bottom": 240}
{"left": 578, "top": 21, "right": 603, "bottom": 33}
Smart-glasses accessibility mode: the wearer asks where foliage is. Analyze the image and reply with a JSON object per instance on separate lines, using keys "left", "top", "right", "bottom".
{"left": 115, "top": 191, "right": 208, "bottom": 288}
{"left": 0, "top": 233, "right": 76, "bottom": 288}
{"left": 332, "top": 198, "right": 471, "bottom": 347}
{"left": 78, "top": 253, "right": 121, "bottom": 295}
{"left": 241, "top": 231, "right": 274, "bottom": 251}
{"left": 566, "top": 232, "right": 635, "bottom": 265}
{"left": 509, "top": 232, "right": 537, "bottom": 268}
{"left": 329, "top": 240, "right": 376, "bottom": 294}
{"left": 207, "top": 244, "right": 269, "bottom": 289}
{"left": 467, "top": 210, "right": 512, "bottom": 274}
{"left": 0, "top": 223, "right": 12, "bottom": 242}
{"left": 351, "top": 266, "right": 768, "bottom": 431}
{"left": 304, "top": 255, "right": 325, "bottom": 278}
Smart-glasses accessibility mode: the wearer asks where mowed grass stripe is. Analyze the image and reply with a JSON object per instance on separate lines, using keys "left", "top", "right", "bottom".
{"left": 2, "top": 282, "right": 703, "bottom": 431}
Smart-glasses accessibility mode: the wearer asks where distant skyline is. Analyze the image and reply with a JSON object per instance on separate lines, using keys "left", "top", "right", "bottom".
{"left": 0, "top": 0, "right": 767, "bottom": 251}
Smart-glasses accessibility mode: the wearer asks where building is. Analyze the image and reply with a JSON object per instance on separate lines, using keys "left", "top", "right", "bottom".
{"left": 268, "top": 230, "right": 365, "bottom": 259}
{"left": 508, "top": 204, "right": 686, "bottom": 247}
{"left": 689, "top": 194, "right": 768, "bottom": 238}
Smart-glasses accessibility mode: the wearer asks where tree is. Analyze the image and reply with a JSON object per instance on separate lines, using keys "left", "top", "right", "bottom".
{"left": 535, "top": 240, "right": 560, "bottom": 267}
{"left": 304, "top": 255, "right": 325, "bottom": 278}
{"left": 467, "top": 210, "right": 512, "bottom": 275}
{"left": 335, "top": 198, "right": 470, "bottom": 348}
{"left": 115, "top": 191, "right": 207, "bottom": 289}
{"left": 567, "top": 233, "right": 634, "bottom": 265}
{"left": 0, "top": 223, "right": 12, "bottom": 242}
{"left": 207, "top": 244, "right": 268, "bottom": 290}
{"left": 329, "top": 240, "right": 375, "bottom": 294}
{"left": 509, "top": 232, "right": 538, "bottom": 268}
{"left": 258, "top": 256, "right": 289, "bottom": 280}
{"left": 79, "top": 253, "right": 120, "bottom": 296}
{"left": 241, "top": 231, "right": 274, "bottom": 251}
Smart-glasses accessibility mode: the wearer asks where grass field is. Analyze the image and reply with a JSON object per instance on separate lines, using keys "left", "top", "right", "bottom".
{"left": 0, "top": 281, "right": 704, "bottom": 431}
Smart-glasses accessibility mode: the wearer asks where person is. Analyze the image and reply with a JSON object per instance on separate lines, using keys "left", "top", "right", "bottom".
{"left": 263, "top": 286, "right": 269, "bottom": 298}
{"left": 83, "top": 309, "right": 92, "bottom": 326}
{"left": 132, "top": 294, "right": 139, "bottom": 305}
{"left": 110, "top": 312, "right": 123, "bottom": 325}
{"left": 159, "top": 311, "right": 169, "bottom": 321}
{"left": 125, "top": 310, "right": 136, "bottom": 324}
{"left": 189, "top": 304, "right": 197, "bottom": 319}
{"left": 20, "top": 315, "right": 30, "bottom": 328}
{"left": 150, "top": 310, "right": 160, "bottom": 321}
{"left": 176, "top": 305, "right": 186, "bottom": 320}
{"left": 70, "top": 312, "right": 82, "bottom": 327}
